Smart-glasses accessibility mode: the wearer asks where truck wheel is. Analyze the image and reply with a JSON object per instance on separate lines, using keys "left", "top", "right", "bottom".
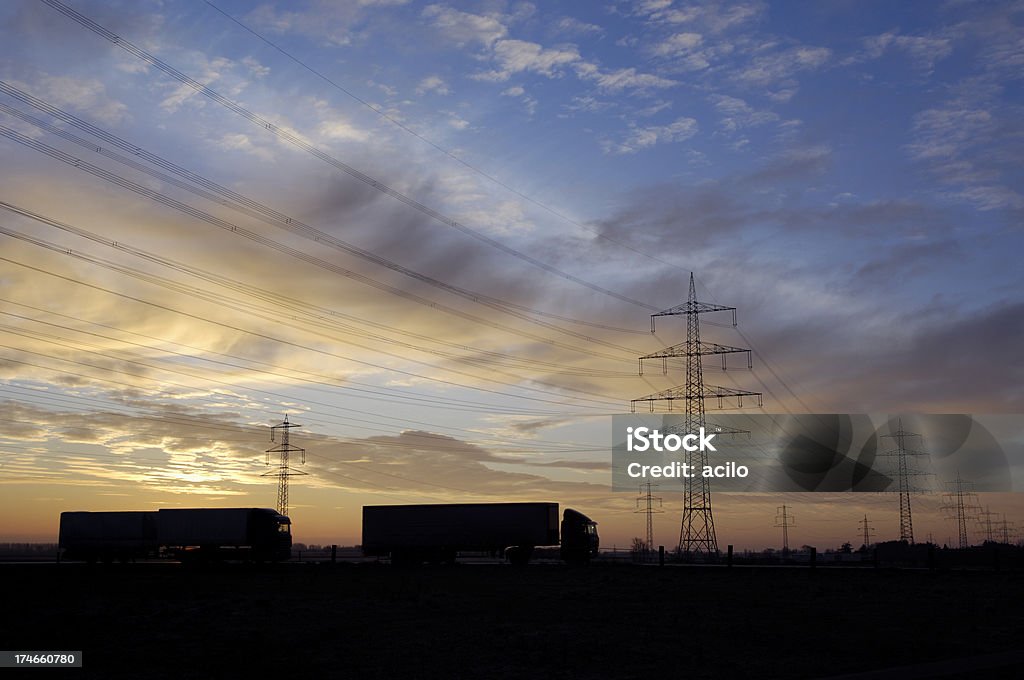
{"left": 506, "top": 546, "right": 533, "bottom": 566}
{"left": 391, "top": 550, "right": 422, "bottom": 567}
{"left": 562, "top": 549, "right": 590, "bottom": 566}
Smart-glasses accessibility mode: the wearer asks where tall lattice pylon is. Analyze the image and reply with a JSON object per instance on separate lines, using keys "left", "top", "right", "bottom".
{"left": 859, "top": 514, "right": 875, "bottom": 549}
{"left": 879, "top": 419, "right": 930, "bottom": 543}
{"left": 263, "top": 415, "right": 306, "bottom": 517}
{"left": 635, "top": 483, "right": 663, "bottom": 560}
{"left": 942, "top": 471, "right": 980, "bottom": 549}
{"left": 775, "top": 504, "right": 794, "bottom": 556}
{"left": 632, "top": 273, "right": 762, "bottom": 559}
{"left": 977, "top": 506, "right": 997, "bottom": 544}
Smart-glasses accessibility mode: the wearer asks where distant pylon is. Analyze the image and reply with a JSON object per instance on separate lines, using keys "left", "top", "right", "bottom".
{"left": 996, "top": 514, "right": 1014, "bottom": 545}
{"left": 859, "top": 514, "right": 875, "bottom": 549}
{"left": 879, "top": 419, "right": 930, "bottom": 543}
{"left": 263, "top": 414, "right": 307, "bottom": 517}
{"left": 635, "top": 483, "right": 663, "bottom": 559}
{"left": 978, "top": 506, "right": 997, "bottom": 544}
{"left": 632, "top": 273, "right": 762, "bottom": 560}
{"left": 942, "top": 471, "right": 980, "bottom": 549}
{"left": 775, "top": 504, "right": 793, "bottom": 557}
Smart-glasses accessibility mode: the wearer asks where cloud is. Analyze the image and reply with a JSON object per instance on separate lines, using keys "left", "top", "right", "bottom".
{"left": 579, "top": 65, "right": 678, "bottom": 93}
{"left": 500, "top": 86, "right": 537, "bottom": 115}
{"left": 447, "top": 113, "right": 469, "bottom": 130}
{"left": 241, "top": 56, "right": 270, "bottom": 78}
{"left": 11, "top": 75, "right": 128, "bottom": 125}
{"left": 421, "top": 4, "right": 508, "bottom": 48}
{"left": 415, "top": 75, "right": 451, "bottom": 96}
{"left": 244, "top": 1, "right": 408, "bottom": 47}
{"left": 707, "top": 93, "right": 778, "bottom": 132}
{"left": 213, "top": 132, "right": 275, "bottom": 160}
{"left": 602, "top": 116, "right": 699, "bottom": 155}
{"left": 650, "top": 31, "right": 703, "bottom": 57}
{"left": 157, "top": 54, "right": 252, "bottom": 112}
{"left": 473, "top": 39, "right": 581, "bottom": 81}
{"left": 736, "top": 46, "right": 831, "bottom": 85}
{"left": 907, "top": 104, "right": 1024, "bottom": 210}
{"left": 856, "top": 31, "right": 954, "bottom": 72}
{"left": 854, "top": 239, "right": 962, "bottom": 281}
{"left": 741, "top": 144, "right": 832, "bottom": 184}
{"left": 552, "top": 16, "right": 604, "bottom": 37}
{"left": 635, "top": 1, "right": 764, "bottom": 34}
{"left": 317, "top": 119, "right": 372, "bottom": 143}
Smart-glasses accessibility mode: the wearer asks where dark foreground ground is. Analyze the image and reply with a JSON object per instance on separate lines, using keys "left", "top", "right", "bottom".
{"left": 2, "top": 563, "right": 1023, "bottom": 679}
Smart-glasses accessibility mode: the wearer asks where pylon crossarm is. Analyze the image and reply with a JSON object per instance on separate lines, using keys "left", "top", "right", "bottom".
{"left": 651, "top": 303, "right": 736, "bottom": 332}
{"left": 640, "top": 341, "right": 751, "bottom": 359}
{"left": 639, "top": 341, "right": 752, "bottom": 375}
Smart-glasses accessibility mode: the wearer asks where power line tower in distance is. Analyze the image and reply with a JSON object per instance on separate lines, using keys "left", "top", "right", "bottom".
{"left": 879, "top": 419, "right": 930, "bottom": 544}
{"left": 941, "top": 472, "right": 980, "bottom": 549}
{"left": 775, "top": 504, "right": 794, "bottom": 558}
{"left": 978, "top": 506, "right": 998, "bottom": 544}
{"left": 635, "top": 482, "right": 663, "bottom": 561}
{"left": 263, "top": 414, "right": 307, "bottom": 517}
{"left": 632, "top": 273, "right": 762, "bottom": 561}
{"left": 996, "top": 514, "right": 1015, "bottom": 545}
{"left": 859, "top": 514, "right": 876, "bottom": 550}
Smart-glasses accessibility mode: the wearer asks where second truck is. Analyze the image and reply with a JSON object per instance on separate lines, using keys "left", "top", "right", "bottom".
{"left": 361, "top": 502, "right": 599, "bottom": 565}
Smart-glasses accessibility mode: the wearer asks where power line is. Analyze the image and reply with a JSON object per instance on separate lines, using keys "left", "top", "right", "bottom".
{"left": 200, "top": 0, "right": 698, "bottom": 278}
{"left": 0, "top": 194, "right": 636, "bottom": 380}
{"left": 0, "top": 251, "right": 624, "bottom": 411}
{"left": 0, "top": 90, "right": 649, "bottom": 336}
{"left": 36, "top": 0, "right": 660, "bottom": 312}
{"left": 0, "top": 127, "right": 641, "bottom": 362}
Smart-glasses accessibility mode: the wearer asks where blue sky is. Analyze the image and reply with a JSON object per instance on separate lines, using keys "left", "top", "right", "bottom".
{"left": 1, "top": 0, "right": 1022, "bottom": 547}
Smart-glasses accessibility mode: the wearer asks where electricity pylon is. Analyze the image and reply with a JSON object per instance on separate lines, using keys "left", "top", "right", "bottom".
{"left": 879, "top": 419, "right": 930, "bottom": 543}
{"left": 775, "top": 504, "right": 794, "bottom": 557}
{"left": 978, "top": 506, "right": 998, "bottom": 544}
{"left": 942, "top": 471, "right": 980, "bottom": 549}
{"left": 263, "top": 414, "right": 306, "bottom": 517}
{"left": 635, "top": 483, "right": 663, "bottom": 559}
{"left": 632, "top": 273, "right": 761, "bottom": 560}
{"left": 859, "top": 514, "right": 875, "bottom": 549}
{"left": 996, "top": 514, "right": 1015, "bottom": 545}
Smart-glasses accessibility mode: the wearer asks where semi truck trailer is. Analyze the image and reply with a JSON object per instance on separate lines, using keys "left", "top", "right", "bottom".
{"left": 58, "top": 508, "right": 292, "bottom": 562}
{"left": 361, "top": 502, "right": 599, "bottom": 565}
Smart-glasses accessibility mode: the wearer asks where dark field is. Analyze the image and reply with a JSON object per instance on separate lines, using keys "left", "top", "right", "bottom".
{"left": 3, "top": 563, "right": 1024, "bottom": 679}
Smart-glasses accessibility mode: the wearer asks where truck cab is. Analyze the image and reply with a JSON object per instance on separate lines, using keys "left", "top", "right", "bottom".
{"left": 253, "top": 509, "right": 292, "bottom": 561}
{"left": 560, "top": 509, "right": 599, "bottom": 565}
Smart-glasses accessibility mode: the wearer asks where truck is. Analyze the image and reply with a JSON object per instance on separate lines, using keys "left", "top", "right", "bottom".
{"left": 361, "top": 502, "right": 599, "bottom": 565}
{"left": 58, "top": 508, "right": 292, "bottom": 562}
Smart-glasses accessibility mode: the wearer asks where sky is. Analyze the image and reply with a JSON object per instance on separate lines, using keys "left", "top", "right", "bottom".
{"left": 1, "top": 0, "right": 1022, "bottom": 550}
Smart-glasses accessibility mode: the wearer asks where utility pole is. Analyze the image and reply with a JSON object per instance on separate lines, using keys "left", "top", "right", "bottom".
{"left": 942, "top": 471, "right": 980, "bottom": 549}
{"left": 632, "top": 273, "right": 761, "bottom": 560}
{"left": 263, "top": 414, "right": 306, "bottom": 517}
{"left": 635, "top": 483, "right": 663, "bottom": 560}
{"left": 859, "top": 514, "right": 875, "bottom": 549}
{"left": 775, "top": 505, "right": 793, "bottom": 557}
{"left": 879, "top": 419, "right": 929, "bottom": 544}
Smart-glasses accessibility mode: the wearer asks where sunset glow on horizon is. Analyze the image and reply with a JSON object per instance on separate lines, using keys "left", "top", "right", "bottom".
{"left": 2, "top": 0, "right": 1023, "bottom": 550}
